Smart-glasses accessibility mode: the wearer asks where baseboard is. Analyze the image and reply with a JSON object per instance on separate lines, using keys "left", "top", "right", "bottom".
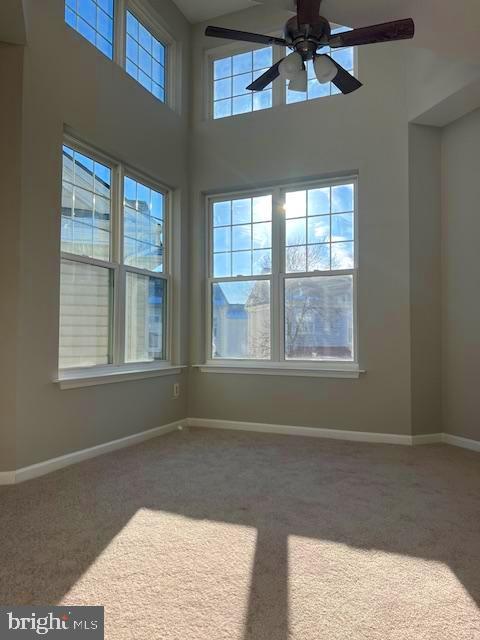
{"left": 411, "top": 433, "right": 443, "bottom": 446}
{"left": 186, "top": 418, "right": 415, "bottom": 446}
{"left": 1, "top": 419, "right": 186, "bottom": 485}
{"left": 442, "top": 433, "right": 480, "bottom": 452}
{"left": 2, "top": 420, "right": 477, "bottom": 486}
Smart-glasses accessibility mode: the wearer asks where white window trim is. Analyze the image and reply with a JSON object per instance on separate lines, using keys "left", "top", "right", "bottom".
{"left": 118, "top": 0, "right": 180, "bottom": 112}
{"left": 57, "top": 135, "right": 176, "bottom": 387}
{"left": 206, "top": 29, "right": 358, "bottom": 121}
{"left": 203, "top": 176, "right": 361, "bottom": 376}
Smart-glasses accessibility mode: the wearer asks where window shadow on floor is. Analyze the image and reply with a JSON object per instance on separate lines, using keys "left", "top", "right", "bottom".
{"left": 0, "top": 428, "right": 479, "bottom": 639}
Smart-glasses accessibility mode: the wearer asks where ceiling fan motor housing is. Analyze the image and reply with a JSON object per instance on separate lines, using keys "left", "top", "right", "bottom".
{"left": 284, "top": 15, "right": 331, "bottom": 60}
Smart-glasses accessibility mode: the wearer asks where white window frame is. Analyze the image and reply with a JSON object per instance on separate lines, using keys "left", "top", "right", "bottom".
{"left": 118, "top": 0, "right": 177, "bottom": 110}
{"left": 202, "top": 176, "right": 361, "bottom": 378}
{"left": 58, "top": 135, "right": 181, "bottom": 387}
{"left": 206, "top": 30, "right": 358, "bottom": 121}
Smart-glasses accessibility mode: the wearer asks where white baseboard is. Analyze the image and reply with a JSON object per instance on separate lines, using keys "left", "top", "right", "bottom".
{"left": 1, "top": 420, "right": 477, "bottom": 486}
{"left": 186, "top": 418, "right": 415, "bottom": 446}
{"left": 442, "top": 433, "right": 480, "bottom": 452}
{"left": 1, "top": 419, "right": 186, "bottom": 485}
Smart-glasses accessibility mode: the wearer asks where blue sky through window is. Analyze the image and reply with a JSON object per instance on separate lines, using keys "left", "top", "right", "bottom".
{"left": 65, "top": 0, "right": 114, "bottom": 59}
{"left": 126, "top": 11, "right": 167, "bottom": 102}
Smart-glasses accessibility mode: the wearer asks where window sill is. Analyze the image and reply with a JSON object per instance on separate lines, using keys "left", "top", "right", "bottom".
{"left": 193, "top": 362, "right": 364, "bottom": 379}
{"left": 56, "top": 364, "right": 186, "bottom": 390}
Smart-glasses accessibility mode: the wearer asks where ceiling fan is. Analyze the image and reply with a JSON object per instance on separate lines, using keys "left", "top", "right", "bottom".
{"left": 205, "top": 0, "right": 414, "bottom": 95}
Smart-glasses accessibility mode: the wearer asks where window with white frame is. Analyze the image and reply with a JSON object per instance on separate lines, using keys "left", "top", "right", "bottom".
{"left": 59, "top": 142, "right": 169, "bottom": 371}
{"left": 208, "top": 179, "right": 357, "bottom": 363}
{"left": 65, "top": 0, "right": 114, "bottom": 59}
{"left": 125, "top": 9, "right": 167, "bottom": 102}
{"left": 210, "top": 28, "right": 355, "bottom": 119}
{"left": 213, "top": 47, "right": 274, "bottom": 119}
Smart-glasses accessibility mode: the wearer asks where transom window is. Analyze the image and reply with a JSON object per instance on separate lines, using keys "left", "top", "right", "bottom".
{"left": 210, "top": 28, "right": 355, "bottom": 119}
{"left": 126, "top": 10, "right": 167, "bottom": 102}
{"left": 65, "top": 0, "right": 114, "bottom": 59}
{"left": 59, "top": 142, "right": 170, "bottom": 371}
{"left": 208, "top": 179, "right": 357, "bottom": 363}
{"left": 213, "top": 47, "right": 273, "bottom": 119}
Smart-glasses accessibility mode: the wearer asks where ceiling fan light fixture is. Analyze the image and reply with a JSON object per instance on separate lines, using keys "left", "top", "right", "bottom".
{"left": 279, "top": 51, "right": 303, "bottom": 80}
{"left": 314, "top": 55, "right": 338, "bottom": 84}
{"left": 288, "top": 68, "right": 308, "bottom": 92}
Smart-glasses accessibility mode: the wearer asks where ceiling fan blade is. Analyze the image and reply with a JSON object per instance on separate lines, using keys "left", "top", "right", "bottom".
{"left": 329, "top": 18, "right": 414, "bottom": 48}
{"left": 296, "top": 0, "right": 322, "bottom": 25}
{"left": 325, "top": 56, "right": 362, "bottom": 94}
{"left": 205, "top": 26, "right": 287, "bottom": 47}
{"left": 247, "top": 60, "right": 284, "bottom": 91}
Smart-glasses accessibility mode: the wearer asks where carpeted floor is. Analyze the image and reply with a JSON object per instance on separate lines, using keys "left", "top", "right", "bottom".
{"left": 1, "top": 427, "right": 479, "bottom": 639}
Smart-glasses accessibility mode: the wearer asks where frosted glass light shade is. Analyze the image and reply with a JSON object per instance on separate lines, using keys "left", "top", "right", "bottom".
{"left": 314, "top": 55, "right": 338, "bottom": 84}
{"left": 279, "top": 52, "right": 303, "bottom": 80}
{"left": 288, "top": 69, "right": 308, "bottom": 92}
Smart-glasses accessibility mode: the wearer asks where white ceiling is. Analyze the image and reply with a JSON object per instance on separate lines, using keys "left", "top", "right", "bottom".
{"left": 172, "top": 0, "right": 480, "bottom": 63}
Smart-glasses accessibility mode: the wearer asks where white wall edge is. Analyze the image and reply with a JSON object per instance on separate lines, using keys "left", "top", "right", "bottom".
{"left": 442, "top": 433, "right": 480, "bottom": 452}
{"left": 186, "top": 418, "right": 414, "bottom": 446}
{"left": 1, "top": 419, "right": 186, "bottom": 485}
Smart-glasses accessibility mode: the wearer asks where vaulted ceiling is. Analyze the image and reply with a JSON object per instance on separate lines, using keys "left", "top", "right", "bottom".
{"left": 172, "top": 0, "right": 480, "bottom": 62}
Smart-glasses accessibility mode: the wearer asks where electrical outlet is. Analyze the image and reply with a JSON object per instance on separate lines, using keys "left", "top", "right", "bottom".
{"left": 173, "top": 383, "right": 180, "bottom": 399}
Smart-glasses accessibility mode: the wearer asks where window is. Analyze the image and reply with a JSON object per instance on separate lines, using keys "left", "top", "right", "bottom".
{"left": 125, "top": 10, "right": 167, "bottom": 102}
{"left": 59, "top": 142, "right": 170, "bottom": 371}
{"left": 210, "top": 28, "right": 355, "bottom": 119}
{"left": 65, "top": 0, "right": 114, "bottom": 59}
{"left": 213, "top": 47, "right": 273, "bottom": 119}
{"left": 208, "top": 179, "right": 357, "bottom": 364}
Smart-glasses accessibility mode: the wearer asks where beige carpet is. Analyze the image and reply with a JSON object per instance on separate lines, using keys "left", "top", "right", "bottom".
{"left": 1, "top": 427, "right": 479, "bottom": 639}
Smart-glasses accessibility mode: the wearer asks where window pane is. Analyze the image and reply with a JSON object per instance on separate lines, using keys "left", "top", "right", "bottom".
{"left": 123, "top": 176, "right": 164, "bottom": 273}
{"left": 62, "top": 145, "right": 111, "bottom": 260}
{"left": 285, "top": 275, "right": 353, "bottom": 361}
{"left": 253, "top": 47, "right": 272, "bottom": 70}
{"left": 331, "top": 184, "right": 354, "bottom": 213}
{"left": 214, "top": 227, "right": 231, "bottom": 253}
{"left": 232, "top": 251, "right": 252, "bottom": 276}
{"left": 285, "top": 190, "right": 307, "bottom": 219}
{"left": 286, "top": 218, "right": 306, "bottom": 246}
{"left": 212, "top": 281, "right": 270, "bottom": 359}
{"left": 252, "top": 249, "right": 272, "bottom": 275}
{"left": 65, "top": 0, "right": 114, "bottom": 59}
{"left": 232, "top": 199, "right": 251, "bottom": 225}
{"left": 125, "top": 273, "right": 166, "bottom": 363}
{"left": 232, "top": 225, "right": 251, "bottom": 251}
{"left": 213, "top": 48, "right": 273, "bottom": 119}
{"left": 214, "top": 253, "right": 231, "bottom": 278}
{"left": 125, "top": 10, "right": 167, "bottom": 102}
{"left": 213, "top": 201, "right": 231, "bottom": 227}
{"left": 59, "top": 260, "right": 112, "bottom": 369}
{"left": 285, "top": 183, "right": 355, "bottom": 274}
{"left": 331, "top": 242, "right": 354, "bottom": 270}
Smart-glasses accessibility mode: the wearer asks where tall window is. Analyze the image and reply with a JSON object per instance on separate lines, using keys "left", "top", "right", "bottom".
{"left": 208, "top": 179, "right": 357, "bottom": 363}
{"left": 125, "top": 10, "right": 167, "bottom": 102}
{"left": 59, "top": 142, "right": 169, "bottom": 371}
{"left": 65, "top": 0, "right": 114, "bottom": 59}
{"left": 213, "top": 47, "right": 273, "bottom": 119}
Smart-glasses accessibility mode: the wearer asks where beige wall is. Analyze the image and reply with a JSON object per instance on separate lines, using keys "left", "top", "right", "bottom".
{"left": 0, "top": 44, "right": 23, "bottom": 470}
{"left": 188, "top": 7, "right": 413, "bottom": 435}
{"left": 2, "top": 0, "right": 191, "bottom": 470}
{"left": 441, "top": 108, "right": 480, "bottom": 441}
{"left": 408, "top": 124, "right": 442, "bottom": 435}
